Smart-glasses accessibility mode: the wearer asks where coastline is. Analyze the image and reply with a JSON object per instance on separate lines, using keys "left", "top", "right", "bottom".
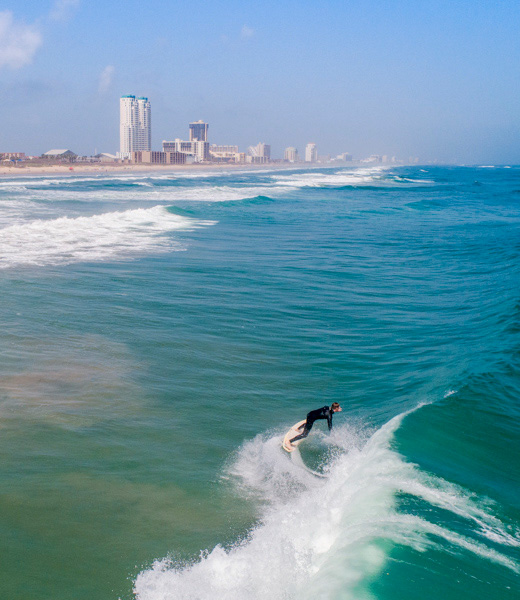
{"left": 0, "top": 162, "right": 322, "bottom": 177}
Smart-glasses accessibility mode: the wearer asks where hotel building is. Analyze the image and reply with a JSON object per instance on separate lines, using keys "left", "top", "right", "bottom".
{"left": 119, "top": 95, "right": 151, "bottom": 158}
{"left": 189, "top": 120, "right": 209, "bottom": 142}
{"left": 305, "top": 143, "right": 318, "bottom": 163}
{"left": 247, "top": 142, "right": 271, "bottom": 163}
{"left": 162, "top": 139, "right": 210, "bottom": 162}
{"left": 209, "top": 145, "right": 246, "bottom": 163}
{"left": 131, "top": 151, "right": 186, "bottom": 165}
{"left": 284, "top": 147, "right": 299, "bottom": 162}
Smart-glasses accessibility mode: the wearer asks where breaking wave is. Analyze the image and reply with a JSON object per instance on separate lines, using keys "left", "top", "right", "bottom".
{"left": 273, "top": 167, "right": 435, "bottom": 189}
{"left": 0, "top": 206, "right": 214, "bottom": 269}
{"left": 133, "top": 412, "right": 519, "bottom": 600}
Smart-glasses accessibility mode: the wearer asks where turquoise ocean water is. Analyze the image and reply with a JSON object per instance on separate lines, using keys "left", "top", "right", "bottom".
{"left": 0, "top": 165, "right": 519, "bottom": 599}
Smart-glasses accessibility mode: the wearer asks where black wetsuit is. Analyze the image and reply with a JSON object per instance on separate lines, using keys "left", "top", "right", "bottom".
{"left": 289, "top": 405, "right": 334, "bottom": 444}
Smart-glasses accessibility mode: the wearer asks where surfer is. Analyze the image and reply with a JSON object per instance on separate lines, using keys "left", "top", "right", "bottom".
{"left": 289, "top": 402, "right": 342, "bottom": 445}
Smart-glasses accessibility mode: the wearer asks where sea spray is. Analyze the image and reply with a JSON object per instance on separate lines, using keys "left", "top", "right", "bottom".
{"left": 134, "top": 413, "right": 519, "bottom": 600}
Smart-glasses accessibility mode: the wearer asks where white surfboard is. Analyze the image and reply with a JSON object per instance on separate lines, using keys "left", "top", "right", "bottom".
{"left": 282, "top": 419, "right": 307, "bottom": 453}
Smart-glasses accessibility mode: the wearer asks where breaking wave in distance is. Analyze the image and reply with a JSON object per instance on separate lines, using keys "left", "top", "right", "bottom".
{"left": 0, "top": 182, "right": 294, "bottom": 204}
{"left": 133, "top": 411, "right": 519, "bottom": 600}
{"left": 0, "top": 205, "right": 214, "bottom": 269}
{"left": 273, "top": 167, "right": 435, "bottom": 188}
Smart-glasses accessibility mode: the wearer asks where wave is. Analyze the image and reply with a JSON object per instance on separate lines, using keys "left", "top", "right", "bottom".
{"left": 133, "top": 412, "right": 519, "bottom": 600}
{"left": 0, "top": 206, "right": 214, "bottom": 269}
{"left": 0, "top": 182, "right": 293, "bottom": 205}
{"left": 272, "top": 168, "right": 435, "bottom": 189}
{"left": 0, "top": 173, "right": 231, "bottom": 188}
{"left": 0, "top": 168, "right": 282, "bottom": 189}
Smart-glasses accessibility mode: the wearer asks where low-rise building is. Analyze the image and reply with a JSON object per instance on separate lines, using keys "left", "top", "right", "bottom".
{"left": 42, "top": 149, "right": 77, "bottom": 161}
{"left": 209, "top": 145, "right": 245, "bottom": 163}
{"left": 210, "top": 145, "right": 239, "bottom": 153}
{"left": 132, "top": 151, "right": 186, "bottom": 165}
{"left": 0, "top": 152, "right": 26, "bottom": 160}
{"left": 162, "top": 139, "right": 209, "bottom": 162}
{"left": 95, "top": 153, "right": 119, "bottom": 163}
{"left": 364, "top": 155, "right": 382, "bottom": 163}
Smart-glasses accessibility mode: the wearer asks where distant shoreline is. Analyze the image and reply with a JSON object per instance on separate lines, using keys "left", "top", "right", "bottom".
{"left": 0, "top": 161, "right": 367, "bottom": 177}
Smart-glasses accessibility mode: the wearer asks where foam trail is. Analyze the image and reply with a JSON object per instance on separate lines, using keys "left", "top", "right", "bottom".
{"left": 134, "top": 414, "right": 519, "bottom": 600}
{"left": 0, "top": 206, "right": 214, "bottom": 269}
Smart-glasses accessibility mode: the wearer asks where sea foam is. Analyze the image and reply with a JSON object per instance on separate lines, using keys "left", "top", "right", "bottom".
{"left": 133, "top": 413, "right": 519, "bottom": 600}
{"left": 0, "top": 205, "right": 214, "bottom": 269}
{"left": 272, "top": 167, "right": 435, "bottom": 189}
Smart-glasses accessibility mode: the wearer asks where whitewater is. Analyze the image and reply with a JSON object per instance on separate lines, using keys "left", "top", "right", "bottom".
{"left": 134, "top": 408, "right": 519, "bottom": 600}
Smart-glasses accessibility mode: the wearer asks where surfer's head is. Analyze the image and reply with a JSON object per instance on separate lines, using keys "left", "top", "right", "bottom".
{"left": 331, "top": 402, "right": 342, "bottom": 412}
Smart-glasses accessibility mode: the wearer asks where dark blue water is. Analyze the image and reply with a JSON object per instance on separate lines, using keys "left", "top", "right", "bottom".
{"left": 0, "top": 165, "right": 518, "bottom": 599}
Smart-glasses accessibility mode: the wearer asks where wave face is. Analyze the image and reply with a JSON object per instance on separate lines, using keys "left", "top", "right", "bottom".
{"left": 134, "top": 412, "right": 519, "bottom": 600}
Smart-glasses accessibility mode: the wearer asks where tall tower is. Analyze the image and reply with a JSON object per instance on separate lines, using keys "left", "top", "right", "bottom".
{"left": 305, "top": 143, "right": 317, "bottom": 162}
{"left": 189, "top": 120, "right": 208, "bottom": 142}
{"left": 119, "top": 95, "right": 151, "bottom": 158}
{"left": 285, "top": 147, "right": 298, "bottom": 162}
{"left": 136, "top": 97, "right": 151, "bottom": 151}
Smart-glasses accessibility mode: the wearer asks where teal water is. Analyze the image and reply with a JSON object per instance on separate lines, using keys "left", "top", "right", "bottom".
{"left": 0, "top": 165, "right": 519, "bottom": 599}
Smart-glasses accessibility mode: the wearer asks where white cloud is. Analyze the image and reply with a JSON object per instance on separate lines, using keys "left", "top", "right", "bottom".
{"left": 0, "top": 11, "right": 42, "bottom": 70}
{"left": 98, "top": 65, "right": 115, "bottom": 95}
{"left": 50, "top": 0, "right": 80, "bottom": 22}
{"left": 240, "top": 25, "right": 254, "bottom": 39}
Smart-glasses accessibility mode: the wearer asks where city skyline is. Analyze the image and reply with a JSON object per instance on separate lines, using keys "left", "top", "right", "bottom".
{"left": 119, "top": 95, "right": 325, "bottom": 164}
{"left": 121, "top": 97, "right": 324, "bottom": 165}
{"left": 1, "top": 1, "right": 520, "bottom": 163}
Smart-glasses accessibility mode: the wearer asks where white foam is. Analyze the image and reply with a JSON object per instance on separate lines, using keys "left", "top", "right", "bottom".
{"left": 273, "top": 167, "right": 387, "bottom": 188}
{"left": 0, "top": 206, "right": 214, "bottom": 269}
{"left": 0, "top": 168, "right": 275, "bottom": 189}
{"left": 134, "top": 414, "right": 518, "bottom": 600}
{"left": 0, "top": 183, "right": 291, "bottom": 205}
{"left": 273, "top": 167, "right": 434, "bottom": 189}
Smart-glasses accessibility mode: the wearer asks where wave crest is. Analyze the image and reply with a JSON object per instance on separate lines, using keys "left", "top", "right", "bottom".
{"left": 134, "top": 413, "right": 519, "bottom": 600}
{"left": 0, "top": 206, "right": 214, "bottom": 269}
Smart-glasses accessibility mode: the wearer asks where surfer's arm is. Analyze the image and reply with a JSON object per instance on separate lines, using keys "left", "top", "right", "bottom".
{"left": 327, "top": 410, "right": 333, "bottom": 431}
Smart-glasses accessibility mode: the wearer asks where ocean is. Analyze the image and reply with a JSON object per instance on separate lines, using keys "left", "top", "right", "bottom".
{"left": 0, "top": 164, "right": 518, "bottom": 600}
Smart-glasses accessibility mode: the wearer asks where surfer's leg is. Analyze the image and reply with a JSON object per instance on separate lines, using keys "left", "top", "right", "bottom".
{"left": 290, "top": 421, "right": 313, "bottom": 444}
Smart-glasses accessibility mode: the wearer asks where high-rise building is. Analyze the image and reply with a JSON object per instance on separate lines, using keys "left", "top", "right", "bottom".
{"left": 305, "top": 143, "right": 317, "bottom": 162}
{"left": 119, "top": 95, "right": 151, "bottom": 158}
{"left": 189, "top": 120, "right": 208, "bottom": 142}
{"left": 247, "top": 142, "right": 271, "bottom": 163}
{"left": 284, "top": 147, "right": 298, "bottom": 162}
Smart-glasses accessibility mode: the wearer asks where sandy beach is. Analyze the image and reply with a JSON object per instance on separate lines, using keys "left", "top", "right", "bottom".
{"left": 0, "top": 162, "right": 307, "bottom": 177}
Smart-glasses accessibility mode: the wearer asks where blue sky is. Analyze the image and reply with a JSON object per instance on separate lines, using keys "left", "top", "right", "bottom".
{"left": 1, "top": 0, "right": 519, "bottom": 162}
